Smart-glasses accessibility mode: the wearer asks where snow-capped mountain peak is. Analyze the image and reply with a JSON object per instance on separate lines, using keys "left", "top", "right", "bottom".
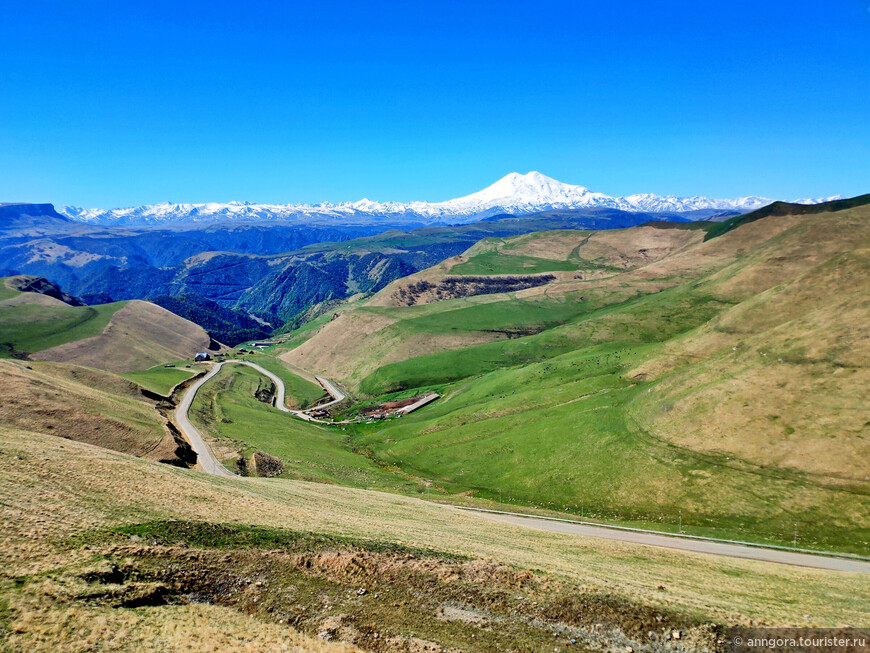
{"left": 444, "top": 171, "right": 591, "bottom": 208}
{"left": 58, "top": 173, "right": 838, "bottom": 227}
{"left": 484, "top": 171, "right": 590, "bottom": 198}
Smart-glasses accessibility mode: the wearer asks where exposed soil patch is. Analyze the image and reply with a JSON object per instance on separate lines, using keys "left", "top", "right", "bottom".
{"left": 60, "top": 521, "right": 721, "bottom": 653}
{"left": 254, "top": 451, "right": 285, "bottom": 477}
{"left": 393, "top": 275, "right": 556, "bottom": 306}
{"left": 361, "top": 396, "right": 423, "bottom": 417}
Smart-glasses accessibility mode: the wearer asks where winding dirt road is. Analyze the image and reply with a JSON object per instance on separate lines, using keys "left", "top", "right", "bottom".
{"left": 173, "top": 361, "right": 869, "bottom": 573}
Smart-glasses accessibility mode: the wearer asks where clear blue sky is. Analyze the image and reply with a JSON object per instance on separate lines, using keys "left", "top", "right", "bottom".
{"left": 1, "top": 0, "right": 868, "bottom": 207}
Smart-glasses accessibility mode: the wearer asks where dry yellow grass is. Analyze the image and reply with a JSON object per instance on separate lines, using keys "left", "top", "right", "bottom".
{"left": 500, "top": 226, "right": 703, "bottom": 269}
{"left": 4, "top": 596, "right": 362, "bottom": 653}
{"left": 626, "top": 222, "right": 870, "bottom": 481}
{"left": 1, "top": 427, "right": 868, "bottom": 629}
{"left": 0, "top": 292, "right": 68, "bottom": 307}
{"left": 502, "top": 231, "right": 585, "bottom": 260}
{"left": 0, "top": 359, "right": 177, "bottom": 461}
{"left": 32, "top": 300, "right": 213, "bottom": 373}
{"left": 630, "top": 345, "right": 870, "bottom": 481}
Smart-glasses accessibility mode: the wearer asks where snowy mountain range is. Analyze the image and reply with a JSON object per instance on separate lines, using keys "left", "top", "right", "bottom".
{"left": 60, "top": 172, "right": 839, "bottom": 227}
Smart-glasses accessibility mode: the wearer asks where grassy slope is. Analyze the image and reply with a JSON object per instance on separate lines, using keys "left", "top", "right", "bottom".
{"left": 29, "top": 300, "right": 213, "bottom": 374}
{"left": 0, "top": 277, "right": 21, "bottom": 301}
{"left": 279, "top": 224, "right": 707, "bottom": 388}
{"left": 0, "top": 301, "right": 127, "bottom": 355}
{"left": 276, "top": 205, "right": 870, "bottom": 553}
{"left": 448, "top": 226, "right": 698, "bottom": 276}
{"left": 2, "top": 206, "right": 869, "bottom": 644}
{"left": 5, "top": 209, "right": 866, "bottom": 646}
{"left": 1, "top": 427, "right": 867, "bottom": 633}
{"left": 703, "top": 193, "right": 870, "bottom": 241}
{"left": 121, "top": 362, "right": 198, "bottom": 395}
{"left": 237, "top": 350, "right": 327, "bottom": 409}
{"left": 188, "top": 364, "right": 412, "bottom": 490}
{"left": 450, "top": 247, "right": 580, "bottom": 274}
{"left": 354, "top": 340, "right": 868, "bottom": 553}
{"left": 0, "top": 359, "right": 172, "bottom": 460}
{"left": 358, "top": 284, "right": 727, "bottom": 394}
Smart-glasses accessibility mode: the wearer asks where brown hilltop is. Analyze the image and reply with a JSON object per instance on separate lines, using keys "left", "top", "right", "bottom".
{"left": 32, "top": 300, "right": 217, "bottom": 373}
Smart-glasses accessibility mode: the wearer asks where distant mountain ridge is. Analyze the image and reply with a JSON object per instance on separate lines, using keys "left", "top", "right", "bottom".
{"left": 59, "top": 172, "right": 841, "bottom": 227}
{"left": 2, "top": 200, "right": 712, "bottom": 340}
{"left": 0, "top": 197, "right": 857, "bottom": 342}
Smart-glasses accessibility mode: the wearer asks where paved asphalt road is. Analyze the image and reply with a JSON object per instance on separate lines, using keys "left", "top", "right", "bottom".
{"left": 465, "top": 509, "right": 870, "bottom": 574}
{"left": 174, "top": 361, "right": 869, "bottom": 574}
{"left": 175, "top": 359, "right": 299, "bottom": 477}
{"left": 314, "top": 375, "right": 346, "bottom": 408}
{"left": 174, "top": 362, "right": 237, "bottom": 478}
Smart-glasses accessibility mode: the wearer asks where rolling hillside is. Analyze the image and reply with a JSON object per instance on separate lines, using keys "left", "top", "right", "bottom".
{"left": 1, "top": 200, "right": 868, "bottom": 650}
{"left": 277, "top": 197, "right": 870, "bottom": 552}
{"left": 0, "top": 359, "right": 194, "bottom": 466}
{"left": 1, "top": 426, "right": 867, "bottom": 653}
{"left": 279, "top": 222, "right": 712, "bottom": 385}
{"left": 2, "top": 202, "right": 727, "bottom": 340}
{"left": 2, "top": 196, "right": 867, "bottom": 648}
{"left": 30, "top": 300, "right": 216, "bottom": 372}
{"left": 0, "top": 276, "right": 217, "bottom": 372}
{"left": 0, "top": 276, "right": 211, "bottom": 468}
{"left": 2, "top": 274, "right": 84, "bottom": 305}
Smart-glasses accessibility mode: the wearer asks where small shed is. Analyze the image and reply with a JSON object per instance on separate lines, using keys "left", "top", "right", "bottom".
{"left": 194, "top": 352, "right": 211, "bottom": 362}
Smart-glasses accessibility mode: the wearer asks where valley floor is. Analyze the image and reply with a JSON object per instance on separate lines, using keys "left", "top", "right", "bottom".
{"left": 177, "top": 357, "right": 870, "bottom": 573}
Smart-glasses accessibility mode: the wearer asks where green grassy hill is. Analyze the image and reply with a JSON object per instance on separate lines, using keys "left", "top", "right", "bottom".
{"left": 0, "top": 282, "right": 216, "bottom": 372}
{"left": 0, "top": 301, "right": 126, "bottom": 354}
{"left": 0, "top": 277, "right": 127, "bottom": 356}
{"left": 276, "top": 199, "right": 870, "bottom": 553}
{"left": 0, "top": 277, "right": 21, "bottom": 301}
